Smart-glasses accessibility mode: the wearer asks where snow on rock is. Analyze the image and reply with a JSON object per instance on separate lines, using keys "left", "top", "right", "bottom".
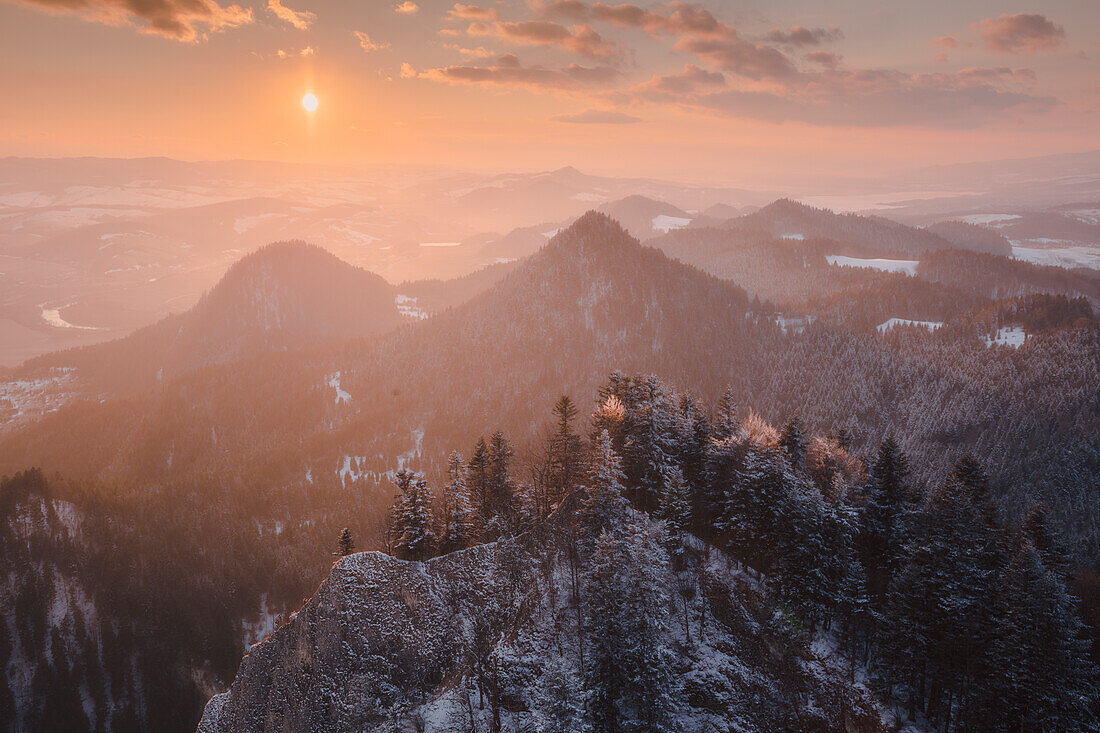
{"left": 984, "top": 326, "right": 1027, "bottom": 348}
{"left": 651, "top": 214, "right": 692, "bottom": 233}
{"left": 395, "top": 294, "right": 430, "bottom": 320}
{"left": 877, "top": 318, "right": 943, "bottom": 333}
{"left": 327, "top": 371, "right": 352, "bottom": 405}
{"left": 826, "top": 255, "right": 920, "bottom": 276}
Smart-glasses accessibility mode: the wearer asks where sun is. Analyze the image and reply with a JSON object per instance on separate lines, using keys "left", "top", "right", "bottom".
{"left": 301, "top": 93, "right": 318, "bottom": 112}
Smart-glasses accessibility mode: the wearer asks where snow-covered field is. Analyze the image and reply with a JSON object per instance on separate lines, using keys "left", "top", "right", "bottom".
{"left": 958, "top": 214, "right": 1021, "bottom": 227}
{"left": 1011, "top": 244, "right": 1100, "bottom": 270}
{"left": 877, "top": 318, "right": 943, "bottom": 333}
{"left": 651, "top": 214, "right": 692, "bottom": 232}
{"left": 826, "top": 255, "right": 919, "bottom": 275}
{"left": 780, "top": 233, "right": 805, "bottom": 240}
{"left": 984, "top": 326, "right": 1027, "bottom": 348}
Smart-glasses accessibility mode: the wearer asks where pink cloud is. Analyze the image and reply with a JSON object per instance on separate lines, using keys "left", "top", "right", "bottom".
{"left": 467, "top": 20, "right": 621, "bottom": 60}
{"left": 423, "top": 53, "right": 621, "bottom": 90}
{"left": 11, "top": 0, "right": 252, "bottom": 41}
{"left": 971, "top": 14, "right": 1065, "bottom": 54}
{"left": 764, "top": 26, "right": 843, "bottom": 47}
{"left": 267, "top": 0, "right": 314, "bottom": 30}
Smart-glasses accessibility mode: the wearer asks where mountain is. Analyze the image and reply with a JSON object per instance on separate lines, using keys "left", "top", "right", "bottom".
{"left": 728, "top": 199, "right": 1010, "bottom": 256}
{"left": 924, "top": 219, "right": 1013, "bottom": 254}
{"left": 17, "top": 241, "right": 405, "bottom": 396}
{"left": 596, "top": 194, "right": 694, "bottom": 239}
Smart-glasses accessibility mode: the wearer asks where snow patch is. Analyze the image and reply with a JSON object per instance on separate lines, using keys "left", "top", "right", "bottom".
{"left": 984, "top": 326, "right": 1027, "bottom": 348}
{"left": 877, "top": 318, "right": 943, "bottom": 333}
{"left": 826, "top": 255, "right": 919, "bottom": 276}
{"left": 1010, "top": 244, "right": 1100, "bottom": 270}
{"left": 957, "top": 213, "right": 1021, "bottom": 227}
{"left": 395, "top": 294, "right": 430, "bottom": 321}
{"left": 328, "top": 372, "right": 352, "bottom": 405}
{"left": 651, "top": 215, "right": 692, "bottom": 233}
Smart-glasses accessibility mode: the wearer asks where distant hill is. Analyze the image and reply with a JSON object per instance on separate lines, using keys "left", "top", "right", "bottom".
{"left": 727, "top": 199, "right": 1005, "bottom": 256}
{"left": 20, "top": 241, "right": 404, "bottom": 395}
{"left": 925, "top": 220, "right": 1013, "bottom": 255}
{"left": 597, "top": 195, "right": 693, "bottom": 240}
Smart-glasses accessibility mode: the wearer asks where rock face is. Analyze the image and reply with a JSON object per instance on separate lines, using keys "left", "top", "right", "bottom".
{"left": 200, "top": 520, "right": 892, "bottom": 733}
{"left": 200, "top": 543, "right": 507, "bottom": 732}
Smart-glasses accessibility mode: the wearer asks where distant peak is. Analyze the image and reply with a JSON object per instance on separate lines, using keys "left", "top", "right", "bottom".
{"left": 545, "top": 211, "right": 637, "bottom": 256}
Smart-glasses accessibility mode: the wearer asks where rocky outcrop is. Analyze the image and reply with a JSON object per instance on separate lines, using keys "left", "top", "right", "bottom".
{"left": 200, "top": 522, "right": 893, "bottom": 733}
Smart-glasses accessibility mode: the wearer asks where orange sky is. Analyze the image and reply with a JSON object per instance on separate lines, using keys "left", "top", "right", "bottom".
{"left": 1, "top": 0, "right": 1097, "bottom": 182}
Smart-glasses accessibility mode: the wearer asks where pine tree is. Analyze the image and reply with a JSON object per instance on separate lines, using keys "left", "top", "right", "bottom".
{"left": 778, "top": 417, "right": 806, "bottom": 466}
{"left": 468, "top": 437, "right": 491, "bottom": 530}
{"left": 617, "top": 520, "right": 677, "bottom": 732}
{"left": 337, "top": 527, "right": 354, "bottom": 557}
{"left": 487, "top": 430, "right": 516, "bottom": 521}
{"left": 712, "top": 387, "right": 740, "bottom": 441}
{"left": 585, "top": 530, "right": 625, "bottom": 733}
{"left": 978, "top": 538, "right": 1098, "bottom": 732}
{"left": 582, "top": 430, "right": 632, "bottom": 540}
{"left": 717, "top": 448, "right": 789, "bottom": 573}
{"left": 531, "top": 656, "right": 588, "bottom": 733}
{"left": 548, "top": 395, "right": 584, "bottom": 509}
{"left": 1020, "top": 502, "right": 1072, "bottom": 580}
{"left": 858, "top": 436, "right": 912, "bottom": 601}
{"left": 391, "top": 469, "right": 436, "bottom": 561}
{"left": 656, "top": 466, "right": 692, "bottom": 563}
{"left": 440, "top": 451, "right": 475, "bottom": 554}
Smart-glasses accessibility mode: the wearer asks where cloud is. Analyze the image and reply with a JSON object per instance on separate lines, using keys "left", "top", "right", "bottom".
{"left": 449, "top": 3, "right": 499, "bottom": 20}
{"left": 275, "top": 46, "right": 315, "bottom": 58}
{"left": 647, "top": 66, "right": 1054, "bottom": 127}
{"left": 804, "top": 51, "right": 841, "bottom": 69}
{"left": 354, "top": 31, "right": 390, "bottom": 52}
{"left": 551, "top": 109, "right": 641, "bottom": 123}
{"left": 636, "top": 64, "right": 725, "bottom": 96}
{"left": 394, "top": 1, "right": 418, "bottom": 13}
{"left": 422, "top": 53, "right": 621, "bottom": 90}
{"left": 933, "top": 35, "right": 959, "bottom": 50}
{"left": 443, "top": 44, "right": 496, "bottom": 58}
{"left": 764, "top": 26, "right": 843, "bottom": 46}
{"left": 467, "top": 20, "right": 620, "bottom": 60}
{"left": 400, "top": 62, "right": 417, "bottom": 78}
{"left": 971, "top": 14, "right": 1065, "bottom": 54}
{"left": 267, "top": 0, "right": 314, "bottom": 30}
{"left": 674, "top": 32, "right": 795, "bottom": 80}
{"left": 11, "top": 0, "right": 253, "bottom": 41}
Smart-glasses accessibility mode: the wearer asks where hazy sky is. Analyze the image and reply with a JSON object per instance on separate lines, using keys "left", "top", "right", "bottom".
{"left": 1, "top": 0, "right": 1097, "bottom": 182}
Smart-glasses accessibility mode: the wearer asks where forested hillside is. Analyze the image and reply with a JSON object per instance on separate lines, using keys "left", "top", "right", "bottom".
{"left": 202, "top": 377, "right": 1097, "bottom": 732}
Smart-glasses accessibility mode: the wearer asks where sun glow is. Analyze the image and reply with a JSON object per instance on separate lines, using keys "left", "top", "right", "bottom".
{"left": 301, "top": 93, "right": 318, "bottom": 112}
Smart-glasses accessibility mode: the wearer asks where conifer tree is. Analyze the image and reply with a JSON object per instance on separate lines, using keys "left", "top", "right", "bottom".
{"left": 531, "top": 656, "right": 588, "bottom": 733}
{"left": 712, "top": 388, "right": 740, "bottom": 441}
{"left": 859, "top": 436, "right": 912, "bottom": 601}
{"left": 337, "top": 527, "right": 354, "bottom": 557}
{"left": 582, "top": 430, "right": 632, "bottom": 540}
{"left": 978, "top": 538, "right": 1098, "bottom": 732}
{"left": 487, "top": 430, "right": 516, "bottom": 521}
{"left": 548, "top": 395, "right": 584, "bottom": 508}
{"left": 440, "top": 451, "right": 475, "bottom": 554}
{"left": 585, "top": 530, "right": 625, "bottom": 733}
{"left": 391, "top": 469, "right": 436, "bottom": 561}
{"left": 778, "top": 418, "right": 806, "bottom": 466}
{"left": 468, "top": 437, "right": 491, "bottom": 528}
{"left": 656, "top": 466, "right": 692, "bottom": 562}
